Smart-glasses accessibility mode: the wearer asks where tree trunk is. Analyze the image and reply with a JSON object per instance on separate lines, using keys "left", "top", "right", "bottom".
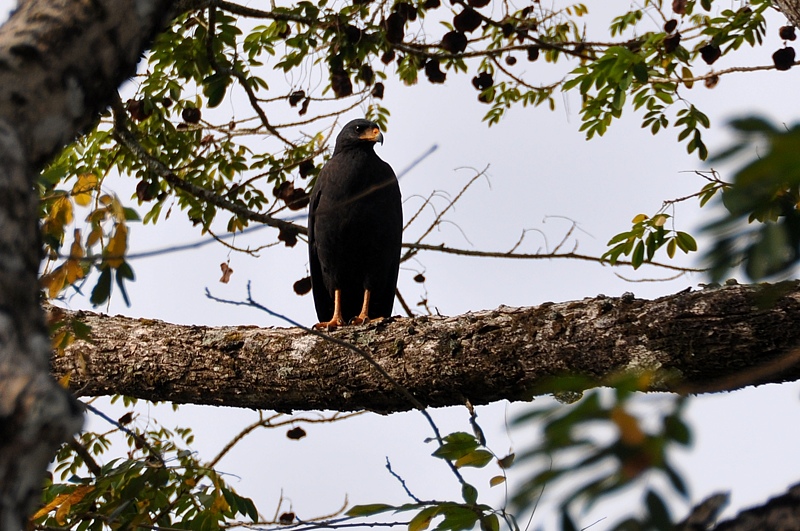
{"left": 51, "top": 282, "right": 800, "bottom": 413}
{"left": 0, "top": 1, "right": 175, "bottom": 528}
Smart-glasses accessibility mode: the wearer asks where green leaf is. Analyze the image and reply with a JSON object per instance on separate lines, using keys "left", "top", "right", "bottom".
{"left": 632, "top": 62, "right": 648, "bottom": 84}
{"left": 455, "top": 450, "right": 493, "bottom": 469}
{"left": 461, "top": 483, "right": 478, "bottom": 505}
{"left": 664, "top": 414, "right": 691, "bottom": 445}
{"left": 123, "top": 207, "right": 141, "bottom": 221}
{"left": 631, "top": 240, "right": 645, "bottom": 268}
{"left": 728, "top": 116, "right": 778, "bottom": 133}
{"left": 480, "top": 514, "right": 500, "bottom": 531}
{"left": 346, "top": 504, "right": 397, "bottom": 517}
{"left": 90, "top": 267, "right": 112, "bottom": 306}
{"left": 664, "top": 463, "right": 689, "bottom": 498}
{"left": 607, "top": 231, "right": 633, "bottom": 245}
{"left": 239, "top": 496, "right": 259, "bottom": 522}
{"left": 114, "top": 261, "right": 135, "bottom": 307}
{"left": 675, "top": 232, "right": 698, "bottom": 253}
{"left": 203, "top": 73, "right": 232, "bottom": 108}
{"left": 432, "top": 433, "right": 479, "bottom": 461}
{"left": 667, "top": 238, "right": 677, "bottom": 258}
{"left": 437, "top": 505, "right": 478, "bottom": 531}
{"left": 409, "top": 506, "right": 439, "bottom": 531}
{"left": 645, "top": 490, "right": 672, "bottom": 530}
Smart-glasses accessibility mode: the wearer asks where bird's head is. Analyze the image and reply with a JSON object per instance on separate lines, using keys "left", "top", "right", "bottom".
{"left": 333, "top": 119, "right": 384, "bottom": 154}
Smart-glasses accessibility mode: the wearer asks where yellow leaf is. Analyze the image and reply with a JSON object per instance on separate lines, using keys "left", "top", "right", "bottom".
{"left": 69, "top": 230, "right": 84, "bottom": 258}
{"left": 86, "top": 227, "right": 102, "bottom": 248}
{"left": 54, "top": 502, "right": 70, "bottom": 525}
{"left": 51, "top": 328, "right": 74, "bottom": 352}
{"left": 58, "top": 372, "right": 71, "bottom": 388}
{"left": 408, "top": 507, "right": 438, "bottom": 531}
{"left": 41, "top": 265, "right": 67, "bottom": 299}
{"left": 66, "top": 231, "right": 85, "bottom": 283}
{"left": 682, "top": 66, "right": 693, "bottom": 89}
{"left": 65, "top": 259, "right": 85, "bottom": 284}
{"left": 72, "top": 173, "right": 98, "bottom": 206}
{"left": 489, "top": 475, "right": 506, "bottom": 487}
{"left": 33, "top": 485, "right": 94, "bottom": 523}
{"left": 631, "top": 213, "right": 648, "bottom": 224}
{"left": 211, "top": 494, "right": 230, "bottom": 513}
{"left": 105, "top": 224, "right": 128, "bottom": 268}
{"left": 611, "top": 406, "right": 645, "bottom": 446}
{"left": 109, "top": 194, "right": 127, "bottom": 223}
{"left": 454, "top": 449, "right": 493, "bottom": 468}
{"left": 653, "top": 214, "right": 668, "bottom": 227}
{"left": 50, "top": 195, "right": 74, "bottom": 226}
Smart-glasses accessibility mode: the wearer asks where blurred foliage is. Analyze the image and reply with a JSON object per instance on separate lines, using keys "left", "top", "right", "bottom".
{"left": 343, "top": 375, "right": 694, "bottom": 531}
{"left": 511, "top": 375, "right": 692, "bottom": 531}
{"left": 705, "top": 116, "right": 800, "bottom": 281}
{"left": 346, "top": 428, "right": 513, "bottom": 531}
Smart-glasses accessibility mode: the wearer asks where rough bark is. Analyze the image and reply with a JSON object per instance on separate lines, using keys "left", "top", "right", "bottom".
{"left": 51, "top": 282, "right": 800, "bottom": 412}
{"left": 678, "top": 483, "right": 800, "bottom": 530}
{"left": 0, "top": 1, "right": 175, "bottom": 529}
{"left": 714, "top": 483, "right": 800, "bottom": 530}
{"left": 774, "top": 0, "right": 800, "bottom": 30}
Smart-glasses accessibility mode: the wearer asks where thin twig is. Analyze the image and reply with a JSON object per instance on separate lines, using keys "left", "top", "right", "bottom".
{"left": 385, "top": 458, "right": 422, "bottom": 503}
{"left": 208, "top": 411, "right": 362, "bottom": 468}
{"left": 83, "top": 402, "right": 166, "bottom": 467}
{"left": 207, "top": 5, "right": 296, "bottom": 146}
{"left": 403, "top": 243, "right": 703, "bottom": 273}
{"left": 68, "top": 437, "right": 103, "bottom": 477}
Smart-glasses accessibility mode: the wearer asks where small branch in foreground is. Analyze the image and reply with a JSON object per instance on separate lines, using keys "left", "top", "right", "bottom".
{"left": 205, "top": 284, "right": 469, "bottom": 488}
{"left": 385, "top": 458, "right": 422, "bottom": 503}
{"left": 208, "top": 411, "right": 362, "bottom": 468}
{"left": 403, "top": 243, "right": 703, "bottom": 273}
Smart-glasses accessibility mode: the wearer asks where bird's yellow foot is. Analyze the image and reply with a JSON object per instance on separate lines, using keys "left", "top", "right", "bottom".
{"left": 314, "top": 317, "right": 345, "bottom": 330}
{"left": 350, "top": 314, "right": 370, "bottom": 325}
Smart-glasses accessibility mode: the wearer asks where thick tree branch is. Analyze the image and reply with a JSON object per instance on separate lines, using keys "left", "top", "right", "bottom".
{"left": 51, "top": 283, "right": 800, "bottom": 413}
{"left": 678, "top": 483, "right": 800, "bottom": 530}
{"left": 774, "top": 0, "right": 800, "bottom": 29}
{"left": 713, "top": 482, "right": 800, "bottom": 530}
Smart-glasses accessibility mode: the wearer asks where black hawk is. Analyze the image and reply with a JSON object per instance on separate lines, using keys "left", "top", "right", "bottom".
{"left": 308, "top": 119, "right": 402, "bottom": 328}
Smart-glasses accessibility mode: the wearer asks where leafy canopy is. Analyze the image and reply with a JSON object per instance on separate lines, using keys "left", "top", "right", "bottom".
{"left": 38, "top": 0, "right": 800, "bottom": 310}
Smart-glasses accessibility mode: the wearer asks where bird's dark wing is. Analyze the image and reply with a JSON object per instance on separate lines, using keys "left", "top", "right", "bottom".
{"left": 361, "top": 160, "right": 402, "bottom": 318}
{"left": 307, "top": 176, "right": 334, "bottom": 322}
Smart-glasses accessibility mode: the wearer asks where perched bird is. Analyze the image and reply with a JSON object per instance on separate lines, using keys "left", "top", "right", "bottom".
{"left": 308, "top": 119, "right": 402, "bottom": 328}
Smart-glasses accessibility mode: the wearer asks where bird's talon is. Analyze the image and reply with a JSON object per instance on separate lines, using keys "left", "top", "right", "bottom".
{"left": 350, "top": 315, "right": 370, "bottom": 326}
{"left": 314, "top": 319, "right": 343, "bottom": 330}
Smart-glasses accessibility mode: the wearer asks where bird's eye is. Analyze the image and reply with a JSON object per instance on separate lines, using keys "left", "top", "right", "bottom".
{"left": 355, "top": 125, "right": 364, "bottom": 132}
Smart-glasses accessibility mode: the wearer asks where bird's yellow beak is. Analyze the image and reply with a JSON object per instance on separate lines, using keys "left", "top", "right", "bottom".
{"left": 360, "top": 126, "right": 384, "bottom": 144}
